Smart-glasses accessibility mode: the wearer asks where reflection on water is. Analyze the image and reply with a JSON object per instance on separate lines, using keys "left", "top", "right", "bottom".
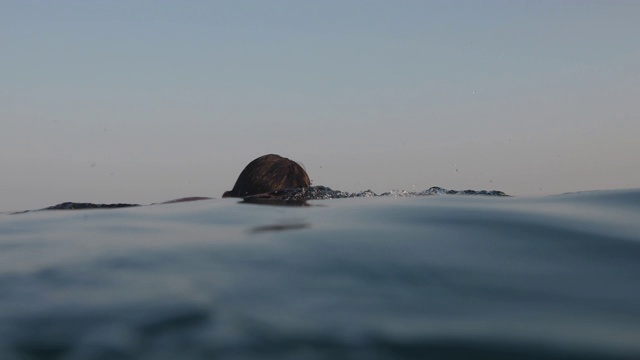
{"left": 250, "top": 222, "right": 311, "bottom": 233}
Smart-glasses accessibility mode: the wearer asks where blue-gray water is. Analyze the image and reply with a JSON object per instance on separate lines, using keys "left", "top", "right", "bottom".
{"left": 1, "top": 189, "right": 639, "bottom": 359}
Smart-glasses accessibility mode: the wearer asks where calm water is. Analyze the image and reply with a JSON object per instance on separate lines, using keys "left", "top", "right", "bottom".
{"left": 1, "top": 189, "right": 639, "bottom": 359}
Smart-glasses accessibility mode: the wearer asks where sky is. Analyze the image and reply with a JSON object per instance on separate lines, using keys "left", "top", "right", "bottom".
{"left": 2, "top": 1, "right": 639, "bottom": 211}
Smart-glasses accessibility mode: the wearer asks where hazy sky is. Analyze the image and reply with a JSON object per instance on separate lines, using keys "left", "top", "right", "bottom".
{"left": 2, "top": 1, "right": 639, "bottom": 211}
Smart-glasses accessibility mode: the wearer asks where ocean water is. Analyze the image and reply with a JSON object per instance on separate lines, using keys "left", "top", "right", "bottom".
{"left": 1, "top": 188, "right": 639, "bottom": 359}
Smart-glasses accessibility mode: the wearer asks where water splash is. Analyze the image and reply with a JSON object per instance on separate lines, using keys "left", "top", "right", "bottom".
{"left": 316, "top": 186, "right": 508, "bottom": 199}
{"left": 245, "top": 186, "right": 509, "bottom": 203}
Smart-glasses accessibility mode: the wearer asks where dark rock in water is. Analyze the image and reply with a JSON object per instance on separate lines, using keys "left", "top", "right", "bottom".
{"left": 44, "top": 202, "right": 140, "bottom": 210}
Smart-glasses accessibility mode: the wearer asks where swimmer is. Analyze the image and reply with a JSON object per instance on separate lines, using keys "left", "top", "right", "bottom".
{"left": 222, "top": 154, "right": 311, "bottom": 198}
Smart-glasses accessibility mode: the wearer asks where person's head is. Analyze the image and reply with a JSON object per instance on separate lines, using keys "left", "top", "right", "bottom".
{"left": 222, "top": 154, "right": 311, "bottom": 198}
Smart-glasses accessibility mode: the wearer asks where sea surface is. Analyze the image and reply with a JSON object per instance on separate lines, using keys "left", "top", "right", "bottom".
{"left": 1, "top": 188, "right": 639, "bottom": 359}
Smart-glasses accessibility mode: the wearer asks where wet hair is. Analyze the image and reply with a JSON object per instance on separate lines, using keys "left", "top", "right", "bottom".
{"left": 222, "top": 154, "right": 311, "bottom": 198}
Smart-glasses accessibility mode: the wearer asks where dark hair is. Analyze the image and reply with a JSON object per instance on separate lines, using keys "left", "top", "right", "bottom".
{"left": 222, "top": 154, "right": 311, "bottom": 198}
